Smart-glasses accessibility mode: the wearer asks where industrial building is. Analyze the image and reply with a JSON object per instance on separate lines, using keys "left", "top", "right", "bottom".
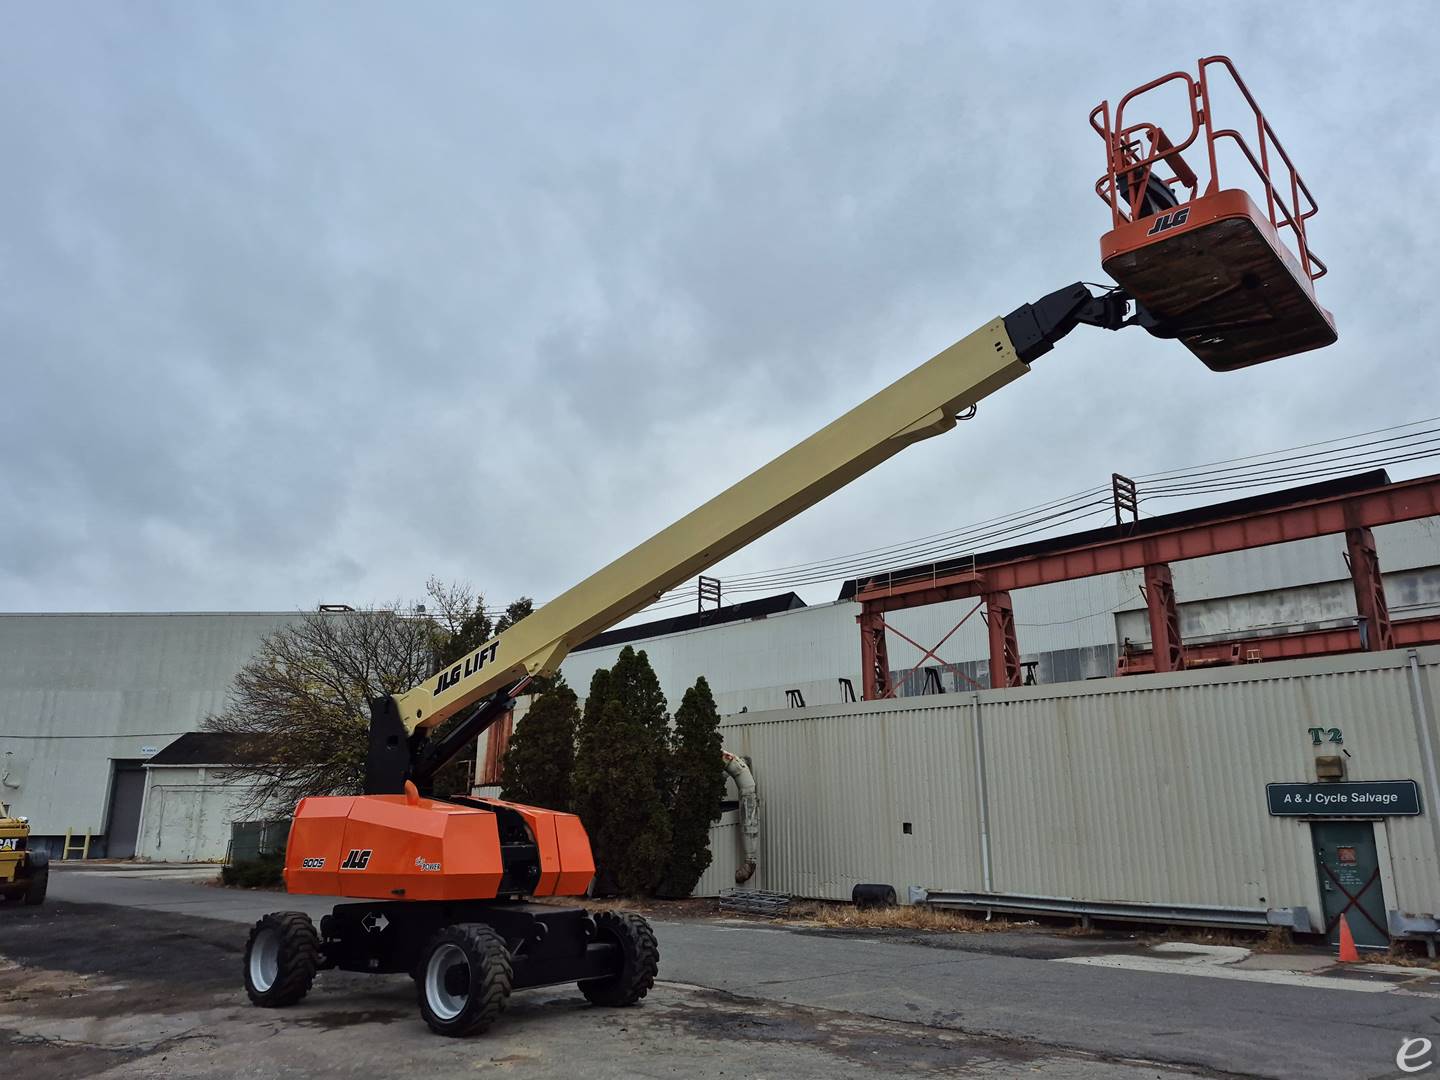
{"left": 2, "top": 469, "right": 1438, "bottom": 941}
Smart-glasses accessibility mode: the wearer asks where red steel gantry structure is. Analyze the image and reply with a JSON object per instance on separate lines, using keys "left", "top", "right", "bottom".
{"left": 852, "top": 470, "right": 1440, "bottom": 700}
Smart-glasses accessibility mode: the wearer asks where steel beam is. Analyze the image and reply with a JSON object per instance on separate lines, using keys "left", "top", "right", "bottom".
{"left": 1345, "top": 526, "right": 1395, "bottom": 651}
{"left": 1114, "top": 615, "right": 1440, "bottom": 675}
{"left": 984, "top": 590, "right": 1023, "bottom": 688}
{"left": 857, "top": 472, "right": 1440, "bottom": 615}
{"left": 858, "top": 608, "right": 891, "bottom": 700}
{"left": 1144, "top": 563, "right": 1185, "bottom": 673}
{"left": 477, "top": 710, "right": 513, "bottom": 787}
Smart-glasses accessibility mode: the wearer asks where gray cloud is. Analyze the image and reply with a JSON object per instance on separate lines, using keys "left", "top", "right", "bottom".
{"left": 2, "top": 4, "right": 1437, "bottom": 615}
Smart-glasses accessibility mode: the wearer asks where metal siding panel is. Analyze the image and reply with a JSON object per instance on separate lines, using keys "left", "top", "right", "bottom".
{"left": 705, "top": 696, "right": 982, "bottom": 901}
{"left": 699, "top": 648, "right": 1440, "bottom": 916}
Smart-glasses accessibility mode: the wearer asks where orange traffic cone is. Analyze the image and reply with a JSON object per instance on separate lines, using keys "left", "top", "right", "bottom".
{"left": 1337, "top": 914, "right": 1360, "bottom": 963}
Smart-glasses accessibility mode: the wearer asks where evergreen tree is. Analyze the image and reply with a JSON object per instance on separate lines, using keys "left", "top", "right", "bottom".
{"left": 572, "top": 666, "right": 612, "bottom": 836}
{"left": 581, "top": 698, "right": 671, "bottom": 895}
{"left": 572, "top": 651, "right": 673, "bottom": 895}
{"left": 499, "top": 677, "right": 578, "bottom": 811}
{"left": 606, "top": 646, "right": 671, "bottom": 798}
{"left": 659, "top": 677, "right": 725, "bottom": 897}
{"left": 495, "top": 597, "right": 534, "bottom": 634}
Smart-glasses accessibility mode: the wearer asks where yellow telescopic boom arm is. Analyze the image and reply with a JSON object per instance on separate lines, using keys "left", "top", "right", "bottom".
{"left": 365, "top": 282, "right": 1128, "bottom": 791}
{"left": 397, "top": 317, "right": 1028, "bottom": 735}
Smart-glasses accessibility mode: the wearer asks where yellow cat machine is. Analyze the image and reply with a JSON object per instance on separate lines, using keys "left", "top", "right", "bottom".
{"left": 242, "top": 56, "right": 1335, "bottom": 1036}
{"left": 0, "top": 802, "right": 47, "bottom": 907}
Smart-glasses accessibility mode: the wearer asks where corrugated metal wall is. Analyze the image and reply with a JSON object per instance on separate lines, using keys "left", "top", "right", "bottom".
{"left": 704, "top": 646, "right": 1440, "bottom": 923}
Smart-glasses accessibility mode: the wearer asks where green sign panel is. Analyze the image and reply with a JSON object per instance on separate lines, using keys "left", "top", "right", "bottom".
{"left": 1267, "top": 780, "right": 1421, "bottom": 817}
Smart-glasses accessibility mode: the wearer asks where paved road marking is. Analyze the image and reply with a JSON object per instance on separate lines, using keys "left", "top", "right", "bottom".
{"left": 1055, "top": 953, "right": 1428, "bottom": 993}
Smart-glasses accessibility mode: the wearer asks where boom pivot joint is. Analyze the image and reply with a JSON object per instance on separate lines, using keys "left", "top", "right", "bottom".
{"left": 1003, "top": 281, "right": 1150, "bottom": 364}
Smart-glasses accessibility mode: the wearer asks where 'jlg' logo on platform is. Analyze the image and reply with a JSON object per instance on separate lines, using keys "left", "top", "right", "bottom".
{"left": 1145, "top": 207, "right": 1190, "bottom": 236}
{"left": 340, "top": 849, "right": 373, "bottom": 870}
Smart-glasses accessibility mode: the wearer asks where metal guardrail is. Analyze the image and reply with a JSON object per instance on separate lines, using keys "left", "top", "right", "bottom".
{"left": 914, "top": 887, "right": 1313, "bottom": 933}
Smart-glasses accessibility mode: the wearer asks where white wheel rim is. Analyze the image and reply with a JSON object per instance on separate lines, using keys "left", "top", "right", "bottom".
{"left": 249, "top": 926, "right": 281, "bottom": 992}
{"left": 425, "top": 943, "right": 470, "bottom": 1021}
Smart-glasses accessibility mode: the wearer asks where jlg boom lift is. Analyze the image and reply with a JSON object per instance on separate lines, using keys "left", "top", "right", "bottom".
{"left": 243, "top": 57, "right": 1336, "bottom": 1036}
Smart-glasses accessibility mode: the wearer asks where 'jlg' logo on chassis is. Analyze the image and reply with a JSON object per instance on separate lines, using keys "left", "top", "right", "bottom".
{"left": 1145, "top": 207, "right": 1190, "bottom": 236}
{"left": 433, "top": 641, "right": 500, "bottom": 695}
{"left": 340, "top": 849, "right": 373, "bottom": 870}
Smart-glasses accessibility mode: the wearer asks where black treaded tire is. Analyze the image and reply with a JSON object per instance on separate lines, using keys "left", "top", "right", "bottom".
{"left": 579, "top": 910, "right": 659, "bottom": 1006}
{"left": 244, "top": 911, "right": 320, "bottom": 1007}
{"left": 22, "top": 851, "right": 48, "bottom": 907}
{"left": 415, "top": 923, "right": 513, "bottom": 1037}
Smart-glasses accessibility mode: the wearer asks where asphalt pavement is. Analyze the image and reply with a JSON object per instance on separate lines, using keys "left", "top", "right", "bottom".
{"left": 8, "top": 866, "right": 1439, "bottom": 1078}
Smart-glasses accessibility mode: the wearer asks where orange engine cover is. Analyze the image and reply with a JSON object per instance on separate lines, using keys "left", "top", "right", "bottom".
{"left": 283, "top": 793, "right": 595, "bottom": 902}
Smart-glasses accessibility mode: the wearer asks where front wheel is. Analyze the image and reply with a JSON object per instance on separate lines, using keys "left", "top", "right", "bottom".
{"left": 416, "top": 923, "right": 513, "bottom": 1037}
{"left": 579, "top": 911, "right": 658, "bottom": 1006}
{"left": 244, "top": 911, "right": 319, "bottom": 1007}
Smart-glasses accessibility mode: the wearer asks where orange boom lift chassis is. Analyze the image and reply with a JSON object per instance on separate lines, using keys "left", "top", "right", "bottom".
{"left": 241, "top": 57, "right": 1336, "bottom": 1037}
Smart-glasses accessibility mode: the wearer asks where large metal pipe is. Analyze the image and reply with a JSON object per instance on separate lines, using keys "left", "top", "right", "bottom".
{"left": 1405, "top": 650, "right": 1440, "bottom": 871}
{"left": 971, "top": 693, "right": 993, "bottom": 893}
{"left": 722, "top": 750, "right": 759, "bottom": 883}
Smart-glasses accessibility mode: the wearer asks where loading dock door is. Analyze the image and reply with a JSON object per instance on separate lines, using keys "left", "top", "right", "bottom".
{"left": 1311, "top": 821, "right": 1388, "bottom": 948}
{"left": 106, "top": 761, "right": 146, "bottom": 859}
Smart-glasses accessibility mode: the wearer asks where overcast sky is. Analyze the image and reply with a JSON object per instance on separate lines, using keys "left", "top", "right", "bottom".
{"left": 2, "top": 4, "right": 1436, "bottom": 617}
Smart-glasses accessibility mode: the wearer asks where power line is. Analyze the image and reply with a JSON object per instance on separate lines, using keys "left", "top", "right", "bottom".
{"left": 620, "top": 416, "right": 1440, "bottom": 617}
{"left": 1134, "top": 415, "right": 1440, "bottom": 480}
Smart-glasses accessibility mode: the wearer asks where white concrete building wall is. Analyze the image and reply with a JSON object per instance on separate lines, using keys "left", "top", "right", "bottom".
{"left": 136, "top": 766, "right": 256, "bottom": 862}
{"left": 0, "top": 612, "right": 302, "bottom": 841}
{"left": 561, "top": 602, "right": 861, "bottom": 716}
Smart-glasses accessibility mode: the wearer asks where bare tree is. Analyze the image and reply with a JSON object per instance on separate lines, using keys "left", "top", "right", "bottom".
{"left": 206, "top": 602, "right": 440, "bottom": 817}
{"left": 208, "top": 581, "right": 535, "bottom": 817}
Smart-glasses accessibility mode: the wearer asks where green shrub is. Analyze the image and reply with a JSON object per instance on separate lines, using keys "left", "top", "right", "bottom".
{"left": 221, "top": 851, "right": 286, "bottom": 888}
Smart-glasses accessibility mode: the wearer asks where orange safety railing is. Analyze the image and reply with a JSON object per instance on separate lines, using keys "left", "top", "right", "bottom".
{"left": 1089, "top": 56, "right": 1326, "bottom": 283}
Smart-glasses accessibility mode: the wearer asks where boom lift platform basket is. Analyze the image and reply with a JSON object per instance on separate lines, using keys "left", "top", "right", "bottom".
{"left": 1091, "top": 55, "right": 1336, "bottom": 370}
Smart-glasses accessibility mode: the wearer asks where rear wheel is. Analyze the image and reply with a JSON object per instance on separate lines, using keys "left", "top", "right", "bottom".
{"left": 244, "top": 911, "right": 319, "bottom": 1007}
{"left": 22, "top": 852, "right": 48, "bottom": 906}
{"left": 579, "top": 911, "right": 658, "bottom": 1006}
{"left": 416, "top": 923, "right": 513, "bottom": 1037}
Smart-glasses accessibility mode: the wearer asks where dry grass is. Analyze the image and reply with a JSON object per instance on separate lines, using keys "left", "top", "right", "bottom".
{"left": 1352, "top": 942, "right": 1440, "bottom": 969}
{"left": 1138, "top": 924, "right": 1299, "bottom": 953}
{"left": 782, "top": 901, "right": 1015, "bottom": 933}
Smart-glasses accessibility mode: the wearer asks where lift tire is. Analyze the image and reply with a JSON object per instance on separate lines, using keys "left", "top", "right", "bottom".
{"left": 416, "top": 923, "right": 513, "bottom": 1037}
{"left": 244, "top": 911, "right": 320, "bottom": 1007}
{"left": 579, "top": 911, "right": 659, "bottom": 1007}
{"left": 21, "top": 852, "right": 48, "bottom": 907}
